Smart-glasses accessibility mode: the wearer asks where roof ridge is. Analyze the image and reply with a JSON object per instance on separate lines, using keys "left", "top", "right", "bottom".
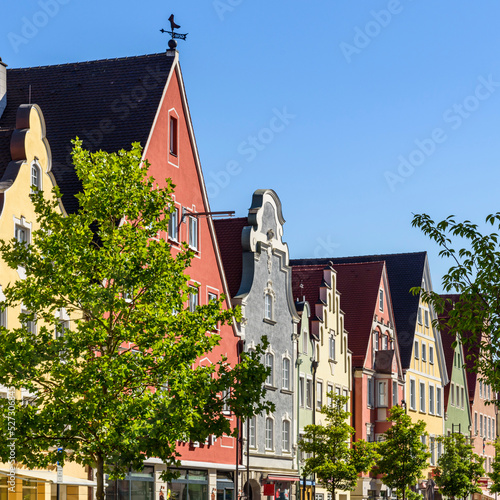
{"left": 8, "top": 52, "right": 171, "bottom": 71}
{"left": 291, "top": 250, "right": 427, "bottom": 262}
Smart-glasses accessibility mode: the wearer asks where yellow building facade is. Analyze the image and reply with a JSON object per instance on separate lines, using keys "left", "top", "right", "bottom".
{"left": 0, "top": 103, "right": 94, "bottom": 500}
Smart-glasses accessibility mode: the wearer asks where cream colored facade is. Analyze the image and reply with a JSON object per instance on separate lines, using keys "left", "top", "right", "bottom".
{"left": 0, "top": 104, "right": 93, "bottom": 500}
{"left": 312, "top": 266, "right": 352, "bottom": 500}
{"left": 406, "top": 295, "right": 448, "bottom": 480}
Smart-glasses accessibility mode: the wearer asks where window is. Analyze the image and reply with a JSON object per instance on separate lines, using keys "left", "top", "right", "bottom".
{"left": 169, "top": 116, "right": 178, "bottom": 155}
{"left": 480, "top": 414, "right": 483, "bottom": 437}
{"left": 316, "top": 381, "right": 323, "bottom": 409}
{"left": 429, "top": 345, "right": 434, "bottom": 364}
{"left": 15, "top": 225, "right": 29, "bottom": 244}
{"left": 429, "top": 385, "right": 435, "bottom": 415}
{"left": 264, "top": 293, "right": 273, "bottom": 320}
{"left": 377, "top": 381, "right": 386, "bottom": 407}
{"left": 208, "top": 292, "right": 217, "bottom": 303}
{"left": 392, "top": 380, "right": 398, "bottom": 406}
{"left": 418, "top": 307, "right": 422, "bottom": 325}
{"left": 374, "top": 331, "right": 379, "bottom": 351}
{"left": 265, "top": 353, "right": 274, "bottom": 386}
{"left": 418, "top": 383, "right": 427, "bottom": 412}
{"left": 222, "top": 388, "right": 230, "bottom": 413}
{"left": 249, "top": 416, "right": 256, "bottom": 448}
{"left": 422, "top": 343, "right": 427, "bottom": 362}
{"left": 168, "top": 207, "right": 179, "bottom": 241}
{"left": 414, "top": 340, "right": 419, "bottom": 359}
{"left": 188, "top": 216, "right": 198, "bottom": 250}
{"left": 461, "top": 387, "right": 464, "bottom": 409}
{"left": 327, "top": 383, "right": 334, "bottom": 406}
{"left": 430, "top": 437, "right": 435, "bottom": 465}
{"left": 437, "top": 387, "right": 442, "bottom": 416}
{"left": 475, "top": 412, "right": 478, "bottom": 435}
{"left": 282, "top": 420, "right": 290, "bottom": 452}
{"left": 480, "top": 380, "right": 483, "bottom": 398}
{"left": 424, "top": 310, "right": 429, "bottom": 327}
{"left": 382, "top": 335, "right": 388, "bottom": 350}
{"left": 299, "top": 376, "right": 305, "bottom": 407}
{"left": 31, "top": 162, "right": 41, "bottom": 191}
{"left": 282, "top": 358, "right": 290, "bottom": 390}
{"left": 456, "top": 385, "right": 459, "bottom": 409}
{"left": 379, "top": 289, "right": 384, "bottom": 311}
{"left": 368, "top": 378, "right": 374, "bottom": 407}
{"left": 55, "top": 320, "right": 69, "bottom": 338}
{"left": 451, "top": 383, "right": 455, "bottom": 406}
{"left": 265, "top": 417, "right": 273, "bottom": 450}
{"left": 189, "top": 290, "right": 198, "bottom": 312}
{"left": 306, "top": 379, "right": 312, "bottom": 409}
{"left": 410, "top": 379, "right": 416, "bottom": 410}
{"left": 437, "top": 440, "right": 442, "bottom": 460}
{"left": 329, "top": 335, "right": 335, "bottom": 360}
{"left": 302, "top": 330, "right": 308, "bottom": 354}
{"left": 0, "top": 306, "right": 6, "bottom": 328}
{"left": 343, "top": 389, "right": 349, "bottom": 411}
{"left": 22, "top": 309, "right": 36, "bottom": 335}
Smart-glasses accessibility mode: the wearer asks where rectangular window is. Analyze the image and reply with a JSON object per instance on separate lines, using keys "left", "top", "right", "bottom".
{"left": 418, "top": 307, "right": 422, "bottom": 325}
{"left": 419, "top": 382, "right": 425, "bottom": 412}
{"left": 208, "top": 292, "right": 217, "bottom": 303}
{"left": 188, "top": 216, "right": 198, "bottom": 250}
{"left": 393, "top": 380, "right": 398, "bottom": 406}
{"left": 437, "top": 387, "right": 442, "bottom": 415}
{"left": 422, "top": 343, "right": 427, "bottom": 362}
{"left": 437, "top": 440, "right": 442, "bottom": 460}
{"left": 327, "top": 383, "right": 334, "bottom": 406}
{"left": 379, "top": 289, "right": 384, "bottom": 311}
{"left": 22, "top": 309, "right": 36, "bottom": 335}
{"left": 429, "top": 345, "right": 434, "bottom": 364}
{"left": 475, "top": 412, "right": 478, "bottom": 435}
{"left": 424, "top": 310, "right": 429, "bottom": 327}
{"left": 343, "top": 389, "right": 349, "bottom": 411}
{"left": 55, "top": 320, "right": 69, "bottom": 338}
{"left": 451, "top": 383, "right": 455, "bottom": 406}
{"left": 265, "top": 418, "right": 273, "bottom": 450}
{"left": 306, "top": 379, "right": 312, "bottom": 409}
{"left": 414, "top": 340, "right": 419, "bottom": 359}
{"left": 299, "top": 376, "right": 305, "bottom": 407}
{"left": 480, "top": 414, "right": 483, "bottom": 437}
{"left": 410, "top": 379, "right": 416, "bottom": 410}
{"left": 456, "top": 385, "right": 460, "bottom": 409}
{"left": 169, "top": 116, "right": 178, "bottom": 155}
{"left": 374, "top": 331, "right": 379, "bottom": 351}
{"left": 430, "top": 436, "right": 435, "bottom": 465}
{"left": 0, "top": 306, "right": 6, "bottom": 328}
{"left": 15, "top": 225, "right": 29, "bottom": 244}
{"left": 480, "top": 380, "right": 483, "bottom": 398}
{"left": 282, "top": 420, "right": 290, "bottom": 452}
{"left": 461, "top": 387, "right": 464, "bottom": 409}
{"left": 249, "top": 416, "right": 256, "bottom": 448}
{"left": 189, "top": 290, "right": 198, "bottom": 312}
{"left": 316, "top": 381, "right": 323, "bottom": 409}
{"left": 489, "top": 417, "right": 492, "bottom": 439}
{"left": 429, "top": 385, "right": 435, "bottom": 415}
{"left": 168, "top": 207, "right": 179, "bottom": 241}
{"left": 378, "top": 381, "right": 386, "bottom": 407}
{"left": 302, "top": 330, "right": 308, "bottom": 354}
{"left": 265, "top": 353, "right": 274, "bottom": 386}
{"left": 368, "top": 378, "right": 374, "bottom": 407}
{"left": 222, "top": 388, "right": 230, "bottom": 413}
{"left": 282, "top": 358, "right": 290, "bottom": 390}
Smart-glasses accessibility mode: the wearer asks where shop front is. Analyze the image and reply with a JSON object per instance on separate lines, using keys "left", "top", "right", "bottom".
{"left": 262, "top": 476, "right": 300, "bottom": 500}
{"left": 167, "top": 469, "right": 209, "bottom": 500}
{"left": 106, "top": 466, "right": 155, "bottom": 500}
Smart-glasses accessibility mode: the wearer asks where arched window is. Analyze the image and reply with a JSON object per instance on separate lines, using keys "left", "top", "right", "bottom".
{"left": 31, "top": 162, "right": 41, "bottom": 191}
{"left": 265, "top": 352, "right": 274, "bottom": 386}
{"left": 282, "top": 420, "right": 290, "bottom": 452}
{"left": 282, "top": 357, "right": 290, "bottom": 390}
{"left": 265, "top": 417, "right": 274, "bottom": 450}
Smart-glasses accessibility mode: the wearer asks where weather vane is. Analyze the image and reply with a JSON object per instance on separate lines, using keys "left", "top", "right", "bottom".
{"left": 160, "top": 14, "right": 188, "bottom": 49}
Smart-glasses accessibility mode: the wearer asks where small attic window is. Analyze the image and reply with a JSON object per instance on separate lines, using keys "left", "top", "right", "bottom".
{"left": 169, "top": 116, "right": 178, "bottom": 156}
{"left": 31, "top": 162, "right": 41, "bottom": 192}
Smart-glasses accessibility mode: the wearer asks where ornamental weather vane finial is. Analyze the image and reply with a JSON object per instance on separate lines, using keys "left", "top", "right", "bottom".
{"left": 160, "top": 14, "right": 188, "bottom": 49}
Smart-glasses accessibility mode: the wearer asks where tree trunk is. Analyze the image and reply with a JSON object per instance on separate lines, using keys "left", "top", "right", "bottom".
{"left": 96, "top": 455, "right": 105, "bottom": 500}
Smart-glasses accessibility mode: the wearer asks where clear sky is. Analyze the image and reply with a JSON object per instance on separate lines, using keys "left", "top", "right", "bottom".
{"left": 3, "top": 1, "right": 500, "bottom": 294}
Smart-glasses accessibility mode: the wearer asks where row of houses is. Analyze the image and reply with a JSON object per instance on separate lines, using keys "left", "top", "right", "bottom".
{"left": 0, "top": 48, "right": 496, "bottom": 500}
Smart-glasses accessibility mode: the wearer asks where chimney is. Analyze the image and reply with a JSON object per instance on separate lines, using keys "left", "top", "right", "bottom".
{"left": 0, "top": 57, "right": 6, "bottom": 119}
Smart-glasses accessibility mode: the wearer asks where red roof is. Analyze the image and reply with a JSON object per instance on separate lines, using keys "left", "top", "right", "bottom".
{"left": 292, "top": 264, "right": 329, "bottom": 315}
{"left": 213, "top": 217, "right": 248, "bottom": 298}
{"left": 333, "top": 262, "right": 386, "bottom": 364}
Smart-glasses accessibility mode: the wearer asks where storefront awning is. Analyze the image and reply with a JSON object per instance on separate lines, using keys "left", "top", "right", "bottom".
{"left": 0, "top": 469, "right": 97, "bottom": 487}
{"left": 267, "top": 476, "right": 300, "bottom": 482}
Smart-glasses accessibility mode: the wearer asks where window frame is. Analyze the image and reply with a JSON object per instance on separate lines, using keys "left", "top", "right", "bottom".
{"left": 282, "top": 357, "right": 291, "bottom": 390}
{"left": 188, "top": 215, "right": 198, "bottom": 251}
{"left": 282, "top": 419, "right": 291, "bottom": 452}
{"left": 169, "top": 115, "right": 178, "bottom": 156}
{"left": 379, "top": 289, "right": 384, "bottom": 311}
{"left": 265, "top": 352, "right": 274, "bottom": 387}
{"left": 168, "top": 206, "right": 179, "bottom": 242}
{"left": 265, "top": 417, "right": 274, "bottom": 451}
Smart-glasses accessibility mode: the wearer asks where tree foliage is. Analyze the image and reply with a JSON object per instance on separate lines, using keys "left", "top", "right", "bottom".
{"left": 433, "top": 433, "right": 484, "bottom": 500}
{"left": 298, "top": 394, "right": 379, "bottom": 498}
{"left": 412, "top": 213, "right": 500, "bottom": 389}
{"left": 0, "top": 141, "right": 273, "bottom": 500}
{"left": 488, "top": 439, "right": 500, "bottom": 493}
{"left": 377, "top": 406, "right": 430, "bottom": 500}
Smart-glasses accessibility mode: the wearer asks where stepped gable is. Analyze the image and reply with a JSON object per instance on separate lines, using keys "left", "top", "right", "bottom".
{"left": 332, "top": 261, "right": 385, "bottom": 366}
{"left": 291, "top": 251, "right": 427, "bottom": 369}
{"left": 213, "top": 217, "right": 247, "bottom": 298}
{"left": 0, "top": 53, "right": 175, "bottom": 214}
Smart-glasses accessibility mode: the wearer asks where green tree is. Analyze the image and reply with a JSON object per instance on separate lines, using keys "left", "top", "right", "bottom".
{"left": 411, "top": 213, "right": 500, "bottom": 389}
{"left": 377, "top": 406, "right": 430, "bottom": 500}
{"left": 0, "top": 141, "right": 273, "bottom": 500}
{"left": 434, "top": 433, "right": 484, "bottom": 500}
{"left": 488, "top": 439, "right": 500, "bottom": 493}
{"left": 298, "top": 393, "right": 379, "bottom": 500}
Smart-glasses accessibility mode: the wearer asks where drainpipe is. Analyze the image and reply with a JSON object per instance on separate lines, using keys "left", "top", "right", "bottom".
{"left": 312, "top": 360, "right": 319, "bottom": 500}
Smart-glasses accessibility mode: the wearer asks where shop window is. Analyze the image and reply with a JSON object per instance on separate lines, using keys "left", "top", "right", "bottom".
{"left": 23, "top": 480, "right": 37, "bottom": 500}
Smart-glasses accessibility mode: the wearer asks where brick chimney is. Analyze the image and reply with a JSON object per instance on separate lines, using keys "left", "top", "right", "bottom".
{"left": 0, "top": 57, "right": 6, "bottom": 119}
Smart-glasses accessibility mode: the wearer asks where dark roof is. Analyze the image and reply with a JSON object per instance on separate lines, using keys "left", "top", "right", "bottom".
{"left": 213, "top": 217, "right": 247, "bottom": 298}
{"left": 291, "top": 264, "right": 327, "bottom": 314}
{"left": 440, "top": 293, "right": 479, "bottom": 402}
{"left": 290, "top": 251, "right": 427, "bottom": 369}
{"left": 0, "top": 129, "right": 12, "bottom": 175}
{"left": 0, "top": 53, "right": 175, "bottom": 213}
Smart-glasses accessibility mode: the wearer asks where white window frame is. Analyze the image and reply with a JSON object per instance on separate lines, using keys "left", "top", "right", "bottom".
{"left": 265, "top": 416, "right": 274, "bottom": 451}
{"left": 429, "top": 384, "right": 435, "bottom": 415}
{"left": 188, "top": 215, "right": 198, "bottom": 250}
{"left": 379, "top": 289, "right": 384, "bottom": 311}
{"left": 316, "top": 380, "right": 323, "bottom": 409}
{"left": 368, "top": 377, "right": 374, "bottom": 407}
{"left": 168, "top": 206, "right": 179, "bottom": 242}
{"left": 264, "top": 293, "right": 273, "bottom": 320}
{"left": 249, "top": 416, "right": 256, "bottom": 448}
{"left": 410, "top": 378, "right": 416, "bottom": 410}
{"left": 419, "top": 382, "right": 426, "bottom": 412}
{"left": 377, "top": 381, "right": 387, "bottom": 407}
{"left": 189, "top": 288, "right": 199, "bottom": 312}
{"left": 414, "top": 339, "right": 419, "bottom": 359}
{"left": 306, "top": 377, "right": 313, "bottom": 409}
{"left": 422, "top": 342, "right": 427, "bottom": 362}
{"left": 429, "top": 345, "right": 434, "bottom": 364}
{"left": 436, "top": 386, "right": 442, "bottom": 416}
{"left": 282, "top": 356, "right": 291, "bottom": 390}
{"left": 265, "top": 352, "right": 274, "bottom": 387}
{"left": 282, "top": 419, "right": 291, "bottom": 452}
{"left": 299, "top": 375, "right": 305, "bottom": 407}
{"left": 31, "top": 161, "right": 42, "bottom": 192}
{"left": 329, "top": 334, "right": 335, "bottom": 361}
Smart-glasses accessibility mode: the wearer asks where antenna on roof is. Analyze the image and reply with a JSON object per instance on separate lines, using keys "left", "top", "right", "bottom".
{"left": 160, "top": 14, "right": 188, "bottom": 50}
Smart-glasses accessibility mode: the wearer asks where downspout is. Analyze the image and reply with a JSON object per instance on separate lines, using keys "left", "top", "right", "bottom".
{"left": 312, "top": 359, "right": 319, "bottom": 500}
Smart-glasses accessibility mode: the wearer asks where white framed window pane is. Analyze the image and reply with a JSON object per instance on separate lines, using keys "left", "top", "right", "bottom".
{"left": 249, "top": 416, "right": 256, "bottom": 448}
{"left": 329, "top": 336, "right": 335, "bottom": 360}
{"left": 437, "top": 387, "right": 442, "bottom": 415}
{"left": 410, "top": 379, "right": 416, "bottom": 409}
{"left": 188, "top": 216, "right": 198, "bottom": 250}
{"left": 189, "top": 291, "right": 198, "bottom": 312}
{"left": 306, "top": 379, "right": 312, "bottom": 408}
{"left": 378, "top": 382, "right": 386, "bottom": 407}
{"left": 265, "top": 294, "right": 272, "bottom": 320}
{"left": 282, "top": 358, "right": 290, "bottom": 390}
{"left": 316, "top": 381, "right": 323, "bottom": 408}
{"left": 420, "top": 382, "right": 425, "bottom": 412}
{"left": 429, "top": 385, "right": 434, "bottom": 414}
{"left": 265, "top": 418, "right": 273, "bottom": 450}
{"left": 265, "top": 353, "right": 274, "bottom": 386}
{"left": 282, "top": 420, "right": 290, "bottom": 452}
{"left": 168, "top": 208, "right": 178, "bottom": 241}
{"left": 379, "top": 289, "right": 384, "bottom": 311}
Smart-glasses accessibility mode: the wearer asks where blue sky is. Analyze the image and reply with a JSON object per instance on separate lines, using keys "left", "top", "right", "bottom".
{"left": 4, "top": 1, "right": 500, "bottom": 294}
